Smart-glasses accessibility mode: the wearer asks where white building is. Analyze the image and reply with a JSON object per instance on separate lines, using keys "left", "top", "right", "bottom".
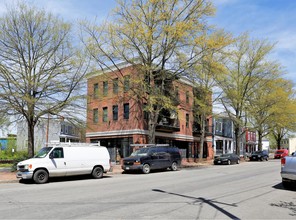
{"left": 17, "top": 117, "right": 83, "bottom": 152}
{"left": 281, "top": 138, "right": 296, "bottom": 154}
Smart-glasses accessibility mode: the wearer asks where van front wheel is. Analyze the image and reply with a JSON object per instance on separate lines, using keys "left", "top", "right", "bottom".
{"left": 33, "top": 169, "right": 48, "bottom": 184}
{"left": 92, "top": 166, "right": 104, "bottom": 179}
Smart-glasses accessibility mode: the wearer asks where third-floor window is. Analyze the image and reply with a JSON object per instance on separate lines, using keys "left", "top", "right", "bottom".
{"left": 113, "top": 78, "right": 118, "bottom": 94}
{"left": 186, "top": 91, "right": 189, "bottom": 104}
{"left": 124, "top": 76, "right": 130, "bottom": 92}
{"left": 103, "top": 81, "right": 108, "bottom": 96}
{"left": 93, "top": 83, "right": 98, "bottom": 99}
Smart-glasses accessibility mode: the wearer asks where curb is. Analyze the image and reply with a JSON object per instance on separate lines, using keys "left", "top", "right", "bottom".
{"left": 0, "top": 163, "right": 211, "bottom": 184}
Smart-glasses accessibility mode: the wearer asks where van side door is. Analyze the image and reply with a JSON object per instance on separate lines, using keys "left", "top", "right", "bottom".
{"left": 48, "top": 147, "right": 67, "bottom": 177}
{"left": 156, "top": 148, "right": 171, "bottom": 169}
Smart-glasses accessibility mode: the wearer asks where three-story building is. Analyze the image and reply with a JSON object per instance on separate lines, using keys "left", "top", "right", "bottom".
{"left": 86, "top": 63, "right": 214, "bottom": 163}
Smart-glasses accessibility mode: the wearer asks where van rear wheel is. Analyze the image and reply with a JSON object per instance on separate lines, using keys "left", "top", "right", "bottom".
{"left": 33, "top": 169, "right": 48, "bottom": 184}
{"left": 92, "top": 166, "right": 103, "bottom": 179}
{"left": 142, "top": 164, "right": 151, "bottom": 174}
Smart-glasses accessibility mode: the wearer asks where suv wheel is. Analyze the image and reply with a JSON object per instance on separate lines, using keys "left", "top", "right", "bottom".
{"left": 142, "top": 164, "right": 151, "bottom": 174}
{"left": 171, "top": 162, "right": 178, "bottom": 171}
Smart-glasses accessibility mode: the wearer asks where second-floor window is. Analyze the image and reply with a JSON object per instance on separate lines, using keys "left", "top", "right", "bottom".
{"left": 103, "top": 107, "right": 108, "bottom": 122}
{"left": 124, "top": 103, "right": 129, "bottom": 119}
{"left": 103, "top": 81, "right": 108, "bottom": 96}
{"left": 186, "top": 113, "right": 189, "bottom": 128}
{"left": 113, "top": 105, "right": 118, "bottom": 120}
{"left": 93, "top": 108, "right": 98, "bottom": 123}
{"left": 93, "top": 83, "right": 99, "bottom": 99}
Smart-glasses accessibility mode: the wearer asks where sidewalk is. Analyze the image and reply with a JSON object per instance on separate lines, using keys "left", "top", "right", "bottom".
{"left": 0, "top": 161, "right": 212, "bottom": 184}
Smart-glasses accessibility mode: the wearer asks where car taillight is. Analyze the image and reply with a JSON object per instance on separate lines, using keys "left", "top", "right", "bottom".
{"left": 281, "top": 157, "right": 286, "bottom": 166}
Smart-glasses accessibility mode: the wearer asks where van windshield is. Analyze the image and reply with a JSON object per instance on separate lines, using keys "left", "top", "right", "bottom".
{"left": 130, "top": 148, "right": 150, "bottom": 156}
{"left": 34, "top": 147, "right": 53, "bottom": 158}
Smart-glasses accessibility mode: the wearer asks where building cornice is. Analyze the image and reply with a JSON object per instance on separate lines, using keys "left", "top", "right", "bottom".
{"left": 86, "top": 129, "right": 194, "bottom": 141}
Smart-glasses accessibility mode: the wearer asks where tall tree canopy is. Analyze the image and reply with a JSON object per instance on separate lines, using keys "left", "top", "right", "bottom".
{"left": 82, "top": 0, "right": 217, "bottom": 144}
{"left": 0, "top": 4, "right": 88, "bottom": 157}
{"left": 218, "top": 33, "right": 283, "bottom": 155}
{"left": 246, "top": 78, "right": 294, "bottom": 150}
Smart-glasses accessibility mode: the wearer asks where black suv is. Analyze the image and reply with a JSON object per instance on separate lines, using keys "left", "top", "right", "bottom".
{"left": 122, "top": 145, "right": 181, "bottom": 174}
{"left": 250, "top": 150, "right": 269, "bottom": 161}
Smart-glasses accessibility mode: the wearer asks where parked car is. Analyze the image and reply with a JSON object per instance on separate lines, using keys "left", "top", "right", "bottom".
{"left": 274, "top": 149, "right": 289, "bottom": 159}
{"left": 213, "top": 153, "right": 240, "bottom": 165}
{"left": 122, "top": 145, "right": 181, "bottom": 174}
{"left": 16, "top": 142, "right": 111, "bottom": 184}
{"left": 249, "top": 150, "right": 269, "bottom": 161}
{"left": 281, "top": 154, "right": 296, "bottom": 189}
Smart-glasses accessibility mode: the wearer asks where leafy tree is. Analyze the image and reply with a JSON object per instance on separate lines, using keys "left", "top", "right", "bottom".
{"left": 217, "top": 33, "right": 282, "bottom": 155}
{"left": 188, "top": 30, "right": 233, "bottom": 160}
{"left": 247, "top": 78, "right": 293, "bottom": 150}
{"left": 0, "top": 4, "right": 88, "bottom": 157}
{"left": 268, "top": 81, "right": 296, "bottom": 149}
{"left": 82, "top": 0, "right": 216, "bottom": 144}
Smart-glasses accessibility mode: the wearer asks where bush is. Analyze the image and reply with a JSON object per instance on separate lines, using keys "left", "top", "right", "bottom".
{"left": 0, "top": 150, "right": 28, "bottom": 160}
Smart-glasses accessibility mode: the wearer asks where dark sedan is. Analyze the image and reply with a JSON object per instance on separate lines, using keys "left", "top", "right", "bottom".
{"left": 249, "top": 150, "right": 269, "bottom": 161}
{"left": 214, "top": 153, "right": 240, "bottom": 165}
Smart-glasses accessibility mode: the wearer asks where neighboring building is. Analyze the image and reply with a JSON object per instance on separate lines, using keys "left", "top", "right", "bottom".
{"left": 244, "top": 128, "right": 257, "bottom": 153}
{"left": 86, "top": 63, "right": 214, "bottom": 163}
{"left": 212, "top": 114, "right": 234, "bottom": 155}
{"left": 261, "top": 138, "right": 270, "bottom": 152}
{"left": 281, "top": 138, "right": 296, "bottom": 154}
{"left": 17, "top": 117, "right": 83, "bottom": 152}
{"left": 212, "top": 114, "right": 259, "bottom": 157}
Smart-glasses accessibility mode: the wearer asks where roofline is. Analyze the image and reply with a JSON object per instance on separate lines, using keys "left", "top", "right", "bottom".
{"left": 87, "top": 61, "right": 194, "bottom": 87}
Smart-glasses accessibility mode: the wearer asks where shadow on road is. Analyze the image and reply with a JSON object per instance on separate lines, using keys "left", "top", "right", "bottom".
{"left": 272, "top": 182, "right": 296, "bottom": 191}
{"left": 18, "top": 175, "right": 112, "bottom": 184}
{"left": 152, "top": 188, "right": 240, "bottom": 220}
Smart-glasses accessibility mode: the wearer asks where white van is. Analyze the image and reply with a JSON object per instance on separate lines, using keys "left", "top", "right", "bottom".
{"left": 16, "top": 142, "right": 111, "bottom": 184}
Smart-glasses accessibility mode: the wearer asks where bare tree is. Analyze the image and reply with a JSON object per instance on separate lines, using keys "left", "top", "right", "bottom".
{"left": 0, "top": 4, "right": 89, "bottom": 157}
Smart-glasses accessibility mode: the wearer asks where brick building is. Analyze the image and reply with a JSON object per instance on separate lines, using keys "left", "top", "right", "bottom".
{"left": 86, "top": 63, "right": 213, "bottom": 163}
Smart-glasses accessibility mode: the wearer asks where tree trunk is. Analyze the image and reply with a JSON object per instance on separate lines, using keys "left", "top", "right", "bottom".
{"left": 147, "top": 111, "right": 159, "bottom": 144}
{"left": 27, "top": 120, "right": 35, "bottom": 158}
{"left": 199, "top": 114, "right": 206, "bottom": 162}
{"left": 277, "top": 136, "right": 281, "bottom": 150}
{"left": 234, "top": 126, "right": 240, "bottom": 156}
{"left": 258, "top": 131, "right": 263, "bottom": 151}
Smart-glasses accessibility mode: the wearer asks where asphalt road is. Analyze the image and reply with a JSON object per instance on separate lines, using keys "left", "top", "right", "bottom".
{"left": 0, "top": 160, "right": 295, "bottom": 219}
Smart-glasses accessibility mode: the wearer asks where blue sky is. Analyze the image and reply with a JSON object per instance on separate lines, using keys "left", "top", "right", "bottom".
{"left": 0, "top": 0, "right": 295, "bottom": 83}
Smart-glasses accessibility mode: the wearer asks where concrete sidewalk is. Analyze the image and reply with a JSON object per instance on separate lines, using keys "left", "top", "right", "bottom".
{"left": 0, "top": 161, "right": 212, "bottom": 184}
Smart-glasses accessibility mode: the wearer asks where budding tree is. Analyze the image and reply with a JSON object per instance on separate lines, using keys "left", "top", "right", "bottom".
{"left": 0, "top": 4, "right": 88, "bottom": 157}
